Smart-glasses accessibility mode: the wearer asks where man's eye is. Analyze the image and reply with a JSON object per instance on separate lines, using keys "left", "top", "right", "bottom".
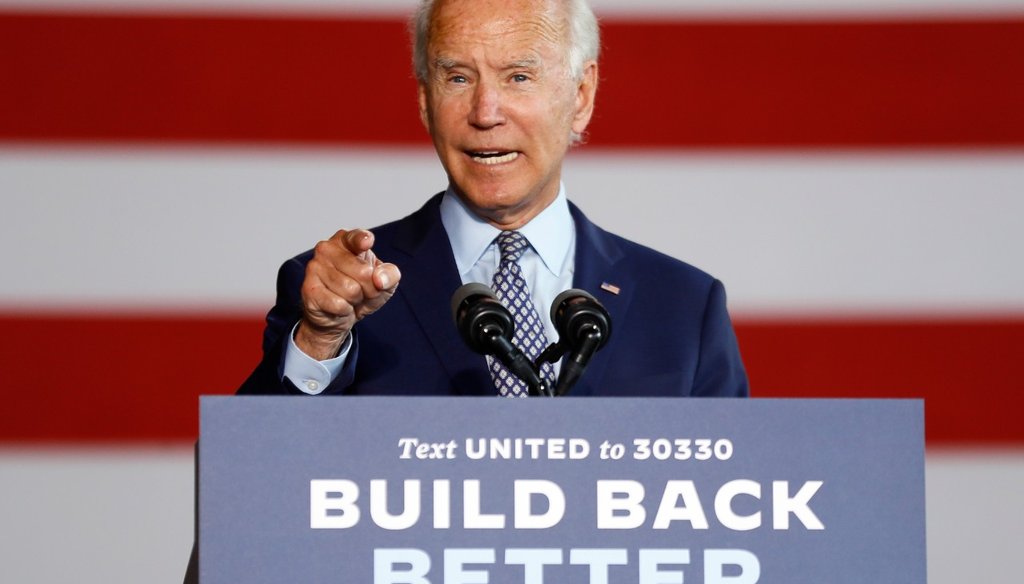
{"left": 449, "top": 75, "right": 468, "bottom": 84}
{"left": 512, "top": 74, "right": 529, "bottom": 83}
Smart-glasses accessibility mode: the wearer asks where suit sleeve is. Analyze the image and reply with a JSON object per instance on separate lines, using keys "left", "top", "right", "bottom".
{"left": 692, "top": 279, "right": 750, "bottom": 397}
{"left": 236, "top": 256, "right": 357, "bottom": 395}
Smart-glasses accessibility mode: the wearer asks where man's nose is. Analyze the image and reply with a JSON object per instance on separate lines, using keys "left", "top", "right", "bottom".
{"left": 468, "top": 81, "right": 505, "bottom": 129}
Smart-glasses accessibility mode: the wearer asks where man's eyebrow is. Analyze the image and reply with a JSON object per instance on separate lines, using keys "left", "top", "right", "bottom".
{"left": 432, "top": 57, "right": 459, "bottom": 71}
{"left": 431, "top": 57, "right": 543, "bottom": 71}
{"left": 506, "top": 58, "right": 542, "bottom": 70}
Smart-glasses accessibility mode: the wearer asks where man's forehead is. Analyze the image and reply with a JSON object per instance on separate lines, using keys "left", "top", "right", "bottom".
{"left": 427, "top": 0, "right": 569, "bottom": 53}
{"left": 431, "top": 0, "right": 564, "bottom": 20}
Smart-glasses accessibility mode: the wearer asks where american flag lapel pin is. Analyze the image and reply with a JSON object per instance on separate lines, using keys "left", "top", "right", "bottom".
{"left": 600, "top": 282, "right": 621, "bottom": 295}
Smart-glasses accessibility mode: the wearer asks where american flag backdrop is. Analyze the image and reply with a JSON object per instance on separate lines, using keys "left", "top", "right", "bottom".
{"left": 1, "top": 1, "right": 1022, "bottom": 582}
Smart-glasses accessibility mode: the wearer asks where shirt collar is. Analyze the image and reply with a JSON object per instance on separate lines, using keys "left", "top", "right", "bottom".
{"left": 440, "top": 183, "right": 574, "bottom": 278}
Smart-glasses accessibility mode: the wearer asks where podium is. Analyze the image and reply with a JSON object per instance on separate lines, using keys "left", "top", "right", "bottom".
{"left": 198, "top": 397, "right": 925, "bottom": 583}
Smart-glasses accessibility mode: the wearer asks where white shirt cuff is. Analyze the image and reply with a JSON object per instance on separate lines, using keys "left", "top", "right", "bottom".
{"left": 282, "top": 322, "right": 351, "bottom": 395}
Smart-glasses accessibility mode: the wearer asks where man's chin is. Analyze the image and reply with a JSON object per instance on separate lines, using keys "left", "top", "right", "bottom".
{"left": 452, "top": 185, "right": 555, "bottom": 230}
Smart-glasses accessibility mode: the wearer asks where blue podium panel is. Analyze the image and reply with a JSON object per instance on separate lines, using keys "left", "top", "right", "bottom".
{"left": 199, "top": 397, "right": 924, "bottom": 584}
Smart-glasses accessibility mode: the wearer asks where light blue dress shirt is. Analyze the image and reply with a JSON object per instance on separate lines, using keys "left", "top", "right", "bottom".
{"left": 283, "top": 184, "right": 576, "bottom": 395}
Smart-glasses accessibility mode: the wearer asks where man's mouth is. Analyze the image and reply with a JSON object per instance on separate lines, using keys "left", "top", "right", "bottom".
{"left": 468, "top": 151, "right": 519, "bottom": 165}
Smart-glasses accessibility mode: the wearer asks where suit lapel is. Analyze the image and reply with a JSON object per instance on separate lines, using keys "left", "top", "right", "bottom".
{"left": 568, "top": 203, "right": 632, "bottom": 396}
{"left": 389, "top": 195, "right": 494, "bottom": 394}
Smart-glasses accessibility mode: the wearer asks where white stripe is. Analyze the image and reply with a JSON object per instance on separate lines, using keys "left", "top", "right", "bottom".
{"left": 1, "top": 446, "right": 1020, "bottom": 584}
{"left": 566, "top": 149, "right": 1024, "bottom": 316}
{"left": 926, "top": 450, "right": 1024, "bottom": 584}
{"left": 0, "top": 447, "right": 195, "bottom": 584}
{"left": 1, "top": 0, "right": 1023, "bottom": 18}
{"left": 2, "top": 146, "right": 1023, "bottom": 313}
{"left": 0, "top": 146, "right": 445, "bottom": 312}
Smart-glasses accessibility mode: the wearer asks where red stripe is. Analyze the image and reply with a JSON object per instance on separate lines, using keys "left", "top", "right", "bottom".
{"left": 2, "top": 12, "right": 1023, "bottom": 146}
{"left": 0, "top": 314, "right": 264, "bottom": 443}
{"left": 1, "top": 313, "right": 1021, "bottom": 444}
{"left": 737, "top": 318, "right": 1024, "bottom": 446}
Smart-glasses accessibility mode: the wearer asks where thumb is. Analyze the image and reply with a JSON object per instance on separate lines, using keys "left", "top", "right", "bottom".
{"left": 353, "top": 262, "right": 401, "bottom": 321}
{"left": 373, "top": 262, "right": 401, "bottom": 292}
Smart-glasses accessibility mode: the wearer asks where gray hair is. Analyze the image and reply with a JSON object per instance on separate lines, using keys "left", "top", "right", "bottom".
{"left": 410, "top": 0, "right": 601, "bottom": 84}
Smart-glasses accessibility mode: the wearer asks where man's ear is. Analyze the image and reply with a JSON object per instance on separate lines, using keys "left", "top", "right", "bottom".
{"left": 417, "top": 83, "right": 430, "bottom": 129}
{"left": 571, "top": 60, "right": 599, "bottom": 136}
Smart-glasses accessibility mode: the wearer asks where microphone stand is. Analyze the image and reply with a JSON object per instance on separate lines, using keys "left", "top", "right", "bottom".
{"left": 553, "top": 325, "right": 604, "bottom": 396}
{"left": 481, "top": 324, "right": 554, "bottom": 397}
{"left": 534, "top": 323, "right": 605, "bottom": 396}
{"left": 535, "top": 342, "right": 566, "bottom": 397}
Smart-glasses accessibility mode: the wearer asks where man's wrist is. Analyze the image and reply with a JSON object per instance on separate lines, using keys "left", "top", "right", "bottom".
{"left": 283, "top": 321, "right": 352, "bottom": 394}
{"left": 294, "top": 321, "right": 349, "bottom": 361}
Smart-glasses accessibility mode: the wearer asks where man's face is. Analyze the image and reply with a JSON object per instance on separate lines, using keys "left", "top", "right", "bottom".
{"left": 418, "top": 0, "right": 597, "bottom": 229}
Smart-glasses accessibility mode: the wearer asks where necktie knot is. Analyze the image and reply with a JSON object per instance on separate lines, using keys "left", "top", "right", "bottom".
{"left": 496, "top": 231, "right": 530, "bottom": 264}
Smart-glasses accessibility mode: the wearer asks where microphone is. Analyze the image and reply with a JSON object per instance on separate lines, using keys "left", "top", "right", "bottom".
{"left": 550, "top": 289, "right": 612, "bottom": 396}
{"left": 451, "top": 283, "right": 552, "bottom": 397}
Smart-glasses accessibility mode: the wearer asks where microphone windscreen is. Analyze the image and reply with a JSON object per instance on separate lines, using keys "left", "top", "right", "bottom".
{"left": 451, "top": 282, "right": 496, "bottom": 326}
{"left": 550, "top": 288, "right": 599, "bottom": 324}
{"left": 551, "top": 288, "right": 612, "bottom": 351}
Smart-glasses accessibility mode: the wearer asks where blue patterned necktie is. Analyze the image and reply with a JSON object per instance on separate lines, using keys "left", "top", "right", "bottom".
{"left": 489, "top": 231, "right": 554, "bottom": 397}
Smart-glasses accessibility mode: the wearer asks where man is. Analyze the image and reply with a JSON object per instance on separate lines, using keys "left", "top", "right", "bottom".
{"left": 237, "top": 0, "right": 748, "bottom": 398}
{"left": 186, "top": 2, "right": 745, "bottom": 578}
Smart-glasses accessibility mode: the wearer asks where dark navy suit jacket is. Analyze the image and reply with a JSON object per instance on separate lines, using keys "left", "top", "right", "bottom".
{"left": 237, "top": 194, "right": 748, "bottom": 397}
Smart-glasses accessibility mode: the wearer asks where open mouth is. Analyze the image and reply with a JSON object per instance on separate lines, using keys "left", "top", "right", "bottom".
{"left": 468, "top": 151, "right": 519, "bottom": 165}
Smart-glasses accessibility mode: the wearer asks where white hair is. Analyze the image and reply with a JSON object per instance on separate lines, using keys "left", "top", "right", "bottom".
{"left": 410, "top": 0, "right": 601, "bottom": 84}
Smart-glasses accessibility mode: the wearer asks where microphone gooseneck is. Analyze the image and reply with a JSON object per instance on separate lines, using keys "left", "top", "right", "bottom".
{"left": 550, "top": 289, "right": 612, "bottom": 396}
